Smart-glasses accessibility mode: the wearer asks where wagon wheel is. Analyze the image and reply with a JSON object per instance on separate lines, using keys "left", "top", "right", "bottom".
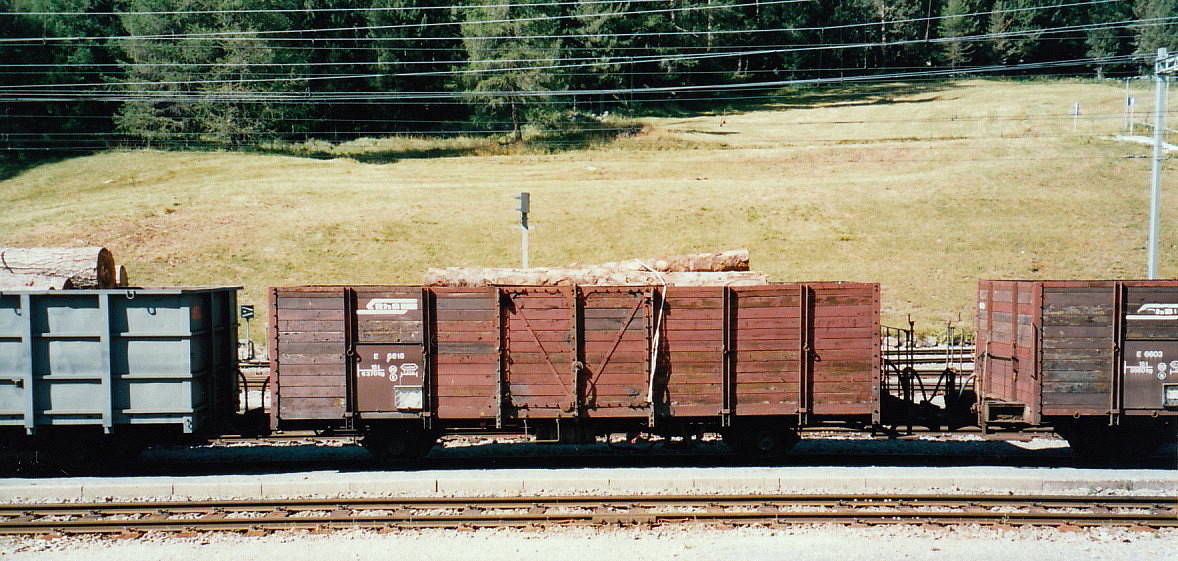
{"left": 362, "top": 425, "right": 435, "bottom": 464}
{"left": 1055, "top": 418, "right": 1176, "bottom": 463}
{"left": 724, "top": 425, "right": 800, "bottom": 457}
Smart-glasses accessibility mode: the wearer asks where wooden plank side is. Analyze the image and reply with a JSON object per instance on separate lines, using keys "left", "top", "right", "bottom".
{"left": 435, "top": 363, "right": 498, "bottom": 375}
{"left": 274, "top": 363, "right": 345, "bottom": 377}
{"left": 1041, "top": 392, "right": 1109, "bottom": 406}
{"left": 277, "top": 320, "right": 343, "bottom": 333}
{"left": 275, "top": 331, "right": 346, "bottom": 343}
{"left": 275, "top": 309, "right": 346, "bottom": 322}
{"left": 280, "top": 386, "right": 345, "bottom": 398}
{"left": 277, "top": 375, "right": 346, "bottom": 389}
{"left": 276, "top": 341, "right": 342, "bottom": 355}
{"left": 275, "top": 297, "right": 345, "bottom": 310}
{"left": 278, "top": 353, "right": 347, "bottom": 365}
{"left": 278, "top": 397, "right": 346, "bottom": 418}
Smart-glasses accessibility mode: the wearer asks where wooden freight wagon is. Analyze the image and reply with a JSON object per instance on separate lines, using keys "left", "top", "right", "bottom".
{"left": 975, "top": 280, "right": 1178, "bottom": 457}
{"left": 268, "top": 283, "right": 880, "bottom": 459}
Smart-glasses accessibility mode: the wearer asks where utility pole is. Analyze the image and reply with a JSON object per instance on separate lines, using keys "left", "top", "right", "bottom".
{"left": 1148, "top": 48, "right": 1178, "bottom": 279}
{"left": 515, "top": 192, "right": 530, "bottom": 269}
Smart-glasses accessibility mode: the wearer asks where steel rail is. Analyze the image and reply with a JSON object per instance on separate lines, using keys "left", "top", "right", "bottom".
{"left": 0, "top": 494, "right": 1173, "bottom": 535}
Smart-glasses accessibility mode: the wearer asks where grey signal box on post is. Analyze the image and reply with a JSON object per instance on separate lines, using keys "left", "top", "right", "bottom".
{"left": 515, "top": 192, "right": 530, "bottom": 268}
{"left": 240, "top": 305, "right": 255, "bottom": 319}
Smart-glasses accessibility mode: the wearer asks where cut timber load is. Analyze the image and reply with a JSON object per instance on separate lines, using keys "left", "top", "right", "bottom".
{"left": 423, "top": 268, "right": 768, "bottom": 287}
{"left": 0, "top": 247, "right": 117, "bottom": 289}
{"left": 426, "top": 249, "right": 759, "bottom": 287}
{"left": 0, "top": 272, "right": 74, "bottom": 290}
{"left": 571, "top": 249, "right": 750, "bottom": 273}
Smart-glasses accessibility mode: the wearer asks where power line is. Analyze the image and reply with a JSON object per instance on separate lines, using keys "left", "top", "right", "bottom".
{"left": 5, "top": 108, "right": 1171, "bottom": 126}
{"left": 2, "top": 0, "right": 673, "bottom": 17}
{"left": 0, "top": 32, "right": 1150, "bottom": 73}
{"left": 0, "top": 0, "right": 1124, "bottom": 44}
{"left": 0, "top": 0, "right": 810, "bottom": 43}
{"left": 0, "top": 18, "right": 1159, "bottom": 92}
{"left": 0, "top": 56, "right": 1140, "bottom": 105}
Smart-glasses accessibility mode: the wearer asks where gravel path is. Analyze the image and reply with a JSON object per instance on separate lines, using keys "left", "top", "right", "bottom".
{"left": 1, "top": 525, "right": 1174, "bottom": 561}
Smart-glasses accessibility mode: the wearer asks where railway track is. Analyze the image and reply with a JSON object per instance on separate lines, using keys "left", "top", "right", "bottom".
{"left": 1, "top": 494, "right": 1173, "bottom": 536}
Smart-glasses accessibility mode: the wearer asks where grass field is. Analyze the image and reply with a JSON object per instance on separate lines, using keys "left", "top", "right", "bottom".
{"left": 1, "top": 79, "right": 1174, "bottom": 339}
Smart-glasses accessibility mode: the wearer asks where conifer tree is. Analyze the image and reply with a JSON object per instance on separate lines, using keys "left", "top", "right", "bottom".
{"left": 939, "top": 0, "right": 978, "bottom": 68}
{"left": 460, "top": 0, "right": 565, "bottom": 141}
{"left": 1134, "top": 0, "right": 1178, "bottom": 60}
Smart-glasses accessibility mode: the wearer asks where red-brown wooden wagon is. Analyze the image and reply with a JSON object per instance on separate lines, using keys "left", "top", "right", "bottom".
{"left": 268, "top": 283, "right": 881, "bottom": 459}
{"left": 975, "top": 280, "right": 1178, "bottom": 457}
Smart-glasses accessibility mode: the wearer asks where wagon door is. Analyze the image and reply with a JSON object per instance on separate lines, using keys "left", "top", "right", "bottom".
{"left": 502, "top": 287, "right": 576, "bottom": 418}
{"left": 1121, "top": 284, "right": 1178, "bottom": 410}
{"left": 351, "top": 288, "right": 427, "bottom": 416}
{"left": 581, "top": 288, "right": 653, "bottom": 418}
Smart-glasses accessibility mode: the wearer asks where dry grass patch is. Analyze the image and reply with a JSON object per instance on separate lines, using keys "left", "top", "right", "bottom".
{"left": 1, "top": 79, "right": 1174, "bottom": 338}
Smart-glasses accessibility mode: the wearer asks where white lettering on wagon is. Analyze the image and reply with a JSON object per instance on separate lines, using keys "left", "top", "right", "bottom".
{"left": 1124, "top": 361, "right": 1156, "bottom": 376}
{"left": 358, "top": 365, "right": 385, "bottom": 377}
{"left": 1126, "top": 303, "right": 1178, "bottom": 321}
{"left": 356, "top": 298, "right": 418, "bottom": 315}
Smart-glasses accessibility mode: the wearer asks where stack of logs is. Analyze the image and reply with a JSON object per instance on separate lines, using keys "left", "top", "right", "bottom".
{"left": 0, "top": 247, "right": 127, "bottom": 290}
{"left": 424, "top": 249, "right": 767, "bottom": 287}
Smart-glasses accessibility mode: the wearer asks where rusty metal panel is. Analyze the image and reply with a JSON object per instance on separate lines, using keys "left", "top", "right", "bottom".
{"left": 355, "top": 343, "right": 425, "bottom": 411}
{"left": 1123, "top": 340, "right": 1178, "bottom": 409}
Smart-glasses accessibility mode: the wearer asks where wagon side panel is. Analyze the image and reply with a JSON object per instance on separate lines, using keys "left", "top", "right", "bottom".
{"left": 976, "top": 280, "right": 1040, "bottom": 423}
{"left": 432, "top": 287, "right": 499, "bottom": 420}
{"left": 501, "top": 287, "right": 576, "bottom": 419}
{"left": 1040, "top": 284, "right": 1116, "bottom": 415}
{"left": 660, "top": 286, "right": 724, "bottom": 418}
{"left": 581, "top": 287, "right": 653, "bottom": 418}
{"left": 730, "top": 285, "right": 801, "bottom": 417}
{"left": 271, "top": 287, "right": 348, "bottom": 424}
{"left": 1121, "top": 282, "right": 1178, "bottom": 412}
{"left": 808, "top": 282, "right": 879, "bottom": 416}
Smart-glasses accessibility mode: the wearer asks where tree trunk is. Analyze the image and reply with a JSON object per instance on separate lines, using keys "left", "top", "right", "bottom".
{"left": 116, "top": 265, "right": 129, "bottom": 288}
{"left": 510, "top": 98, "right": 522, "bottom": 143}
{"left": 0, "top": 247, "right": 117, "bottom": 289}
{"left": 424, "top": 267, "right": 767, "bottom": 287}
{"left": 0, "top": 271, "right": 74, "bottom": 290}
{"left": 579, "top": 249, "right": 749, "bottom": 273}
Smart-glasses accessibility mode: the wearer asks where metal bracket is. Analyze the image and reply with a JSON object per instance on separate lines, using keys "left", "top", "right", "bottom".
{"left": 798, "top": 285, "right": 813, "bottom": 426}
{"left": 721, "top": 286, "right": 734, "bottom": 428}
{"left": 1156, "top": 48, "right": 1178, "bottom": 74}
{"left": 1109, "top": 282, "right": 1125, "bottom": 422}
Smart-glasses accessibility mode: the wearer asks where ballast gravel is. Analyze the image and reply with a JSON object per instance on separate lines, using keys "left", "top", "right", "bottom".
{"left": 0, "top": 524, "right": 1174, "bottom": 561}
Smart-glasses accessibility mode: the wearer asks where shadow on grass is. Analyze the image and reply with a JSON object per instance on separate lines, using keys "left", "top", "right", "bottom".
{"left": 0, "top": 82, "right": 958, "bottom": 174}
{"left": 632, "top": 80, "right": 960, "bottom": 120}
{"left": 263, "top": 123, "right": 646, "bottom": 165}
{"left": 0, "top": 152, "right": 84, "bottom": 182}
